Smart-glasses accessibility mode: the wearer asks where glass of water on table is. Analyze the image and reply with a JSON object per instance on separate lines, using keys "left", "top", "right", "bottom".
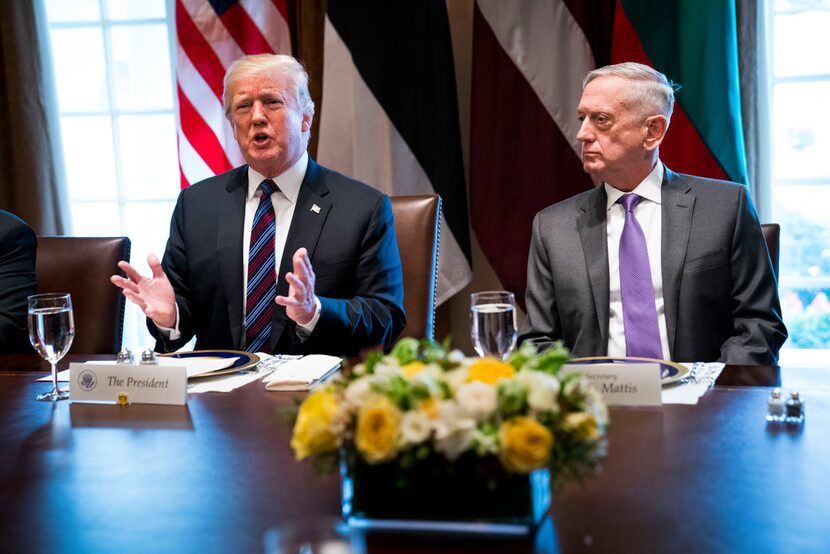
{"left": 28, "top": 293, "right": 75, "bottom": 401}
{"left": 470, "top": 291, "right": 517, "bottom": 360}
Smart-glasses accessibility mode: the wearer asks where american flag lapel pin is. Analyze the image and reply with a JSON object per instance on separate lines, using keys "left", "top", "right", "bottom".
{"left": 311, "top": 204, "right": 321, "bottom": 214}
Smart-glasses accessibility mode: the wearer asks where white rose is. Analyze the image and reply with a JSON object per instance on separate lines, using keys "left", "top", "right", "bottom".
{"left": 412, "top": 363, "right": 442, "bottom": 380}
{"left": 443, "top": 367, "right": 469, "bottom": 392}
{"left": 400, "top": 410, "right": 432, "bottom": 446}
{"left": 434, "top": 426, "right": 475, "bottom": 460}
{"left": 373, "top": 359, "right": 402, "bottom": 378}
{"left": 329, "top": 402, "right": 351, "bottom": 441}
{"left": 585, "top": 387, "right": 609, "bottom": 429}
{"left": 447, "top": 349, "right": 466, "bottom": 364}
{"left": 564, "top": 376, "right": 590, "bottom": 397}
{"left": 432, "top": 401, "right": 474, "bottom": 438}
{"left": 455, "top": 381, "right": 497, "bottom": 421}
{"left": 343, "top": 377, "right": 375, "bottom": 410}
{"left": 430, "top": 401, "right": 476, "bottom": 459}
{"left": 517, "top": 370, "right": 561, "bottom": 413}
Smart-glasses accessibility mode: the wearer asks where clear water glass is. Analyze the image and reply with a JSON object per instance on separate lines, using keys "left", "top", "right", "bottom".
{"left": 264, "top": 516, "right": 365, "bottom": 554}
{"left": 470, "top": 291, "right": 517, "bottom": 359}
{"left": 28, "top": 293, "right": 74, "bottom": 401}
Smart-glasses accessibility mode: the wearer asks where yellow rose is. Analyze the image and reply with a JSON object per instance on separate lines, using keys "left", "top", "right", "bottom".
{"left": 402, "top": 360, "right": 426, "bottom": 378}
{"left": 467, "top": 358, "right": 515, "bottom": 385}
{"left": 565, "top": 412, "right": 600, "bottom": 441}
{"left": 355, "top": 397, "right": 402, "bottom": 463}
{"left": 419, "top": 396, "right": 440, "bottom": 419}
{"left": 499, "top": 416, "right": 553, "bottom": 473}
{"left": 290, "top": 389, "right": 340, "bottom": 460}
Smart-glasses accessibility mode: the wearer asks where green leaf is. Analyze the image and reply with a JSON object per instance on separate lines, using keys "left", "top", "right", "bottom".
{"left": 390, "top": 337, "right": 420, "bottom": 365}
{"left": 364, "top": 349, "right": 384, "bottom": 374}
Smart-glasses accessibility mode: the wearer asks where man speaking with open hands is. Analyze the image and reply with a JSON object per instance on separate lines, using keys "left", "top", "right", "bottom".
{"left": 112, "top": 54, "right": 405, "bottom": 356}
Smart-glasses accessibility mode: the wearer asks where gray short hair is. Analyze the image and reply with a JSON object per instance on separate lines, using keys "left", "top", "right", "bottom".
{"left": 222, "top": 54, "right": 315, "bottom": 121}
{"left": 583, "top": 62, "right": 679, "bottom": 120}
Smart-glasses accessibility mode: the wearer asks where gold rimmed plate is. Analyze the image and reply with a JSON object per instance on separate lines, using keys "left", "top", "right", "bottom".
{"left": 569, "top": 356, "right": 690, "bottom": 386}
{"left": 159, "top": 350, "right": 259, "bottom": 379}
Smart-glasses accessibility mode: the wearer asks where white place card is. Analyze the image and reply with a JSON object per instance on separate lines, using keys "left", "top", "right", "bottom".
{"left": 69, "top": 363, "right": 187, "bottom": 406}
{"left": 561, "top": 363, "right": 662, "bottom": 406}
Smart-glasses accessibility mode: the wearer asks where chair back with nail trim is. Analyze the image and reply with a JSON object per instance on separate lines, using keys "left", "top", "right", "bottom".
{"left": 36, "top": 236, "right": 131, "bottom": 354}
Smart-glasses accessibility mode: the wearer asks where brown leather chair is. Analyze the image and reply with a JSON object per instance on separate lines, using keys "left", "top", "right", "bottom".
{"left": 761, "top": 223, "right": 780, "bottom": 279}
{"left": 36, "top": 237, "right": 131, "bottom": 354}
{"left": 391, "top": 195, "right": 441, "bottom": 341}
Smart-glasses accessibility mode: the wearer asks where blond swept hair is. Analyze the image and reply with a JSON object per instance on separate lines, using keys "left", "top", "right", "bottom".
{"left": 222, "top": 54, "right": 315, "bottom": 121}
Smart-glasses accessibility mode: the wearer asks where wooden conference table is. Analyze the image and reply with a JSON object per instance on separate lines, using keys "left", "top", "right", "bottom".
{"left": 1, "top": 355, "right": 829, "bottom": 553}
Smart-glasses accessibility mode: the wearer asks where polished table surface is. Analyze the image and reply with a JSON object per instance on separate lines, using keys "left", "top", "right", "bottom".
{"left": 1, "top": 355, "right": 829, "bottom": 553}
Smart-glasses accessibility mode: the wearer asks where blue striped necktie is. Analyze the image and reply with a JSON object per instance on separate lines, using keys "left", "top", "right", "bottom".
{"left": 245, "top": 179, "right": 277, "bottom": 353}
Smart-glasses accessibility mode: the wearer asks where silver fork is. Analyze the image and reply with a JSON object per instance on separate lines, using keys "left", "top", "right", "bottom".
{"left": 253, "top": 354, "right": 303, "bottom": 375}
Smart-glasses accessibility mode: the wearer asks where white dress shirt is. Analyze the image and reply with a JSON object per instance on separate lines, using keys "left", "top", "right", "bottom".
{"left": 604, "top": 162, "right": 670, "bottom": 359}
{"left": 243, "top": 152, "right": 320, "bottom": 336}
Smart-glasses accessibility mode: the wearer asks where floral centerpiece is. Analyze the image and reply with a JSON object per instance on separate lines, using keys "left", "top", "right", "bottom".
{"left": 290, "top": 338, "right": 608, "bottom": 529}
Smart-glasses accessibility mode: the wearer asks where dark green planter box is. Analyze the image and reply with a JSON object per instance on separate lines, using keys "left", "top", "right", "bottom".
{"left": 341, "top": 451, "right": 550, "bottom": 535}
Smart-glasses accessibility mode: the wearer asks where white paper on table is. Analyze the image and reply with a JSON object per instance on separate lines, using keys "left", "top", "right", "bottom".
{"left": 187, "top": 368, "right": 266, "bottom": 393}
{"left": 263, "top": 355, "right": 341, "bottom": 391}
{"left": 661, "top": 362, "right": 725, "bottom": 405}
{"left": 188, "top": 353, "right": 304, "bottom": 393}
{"left": 37, "top": 356, "right": 239, "bottom": 382}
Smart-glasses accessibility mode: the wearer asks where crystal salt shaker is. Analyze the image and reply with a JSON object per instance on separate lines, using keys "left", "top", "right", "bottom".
{"left": 766, "top": 388, "right": 785, "bottom": 423}
{"left": 785, "top": 391, "right": 805, "bottom": 424}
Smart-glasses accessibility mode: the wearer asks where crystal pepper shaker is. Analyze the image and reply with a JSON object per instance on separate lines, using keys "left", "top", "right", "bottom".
{"left": 766, "top": 388, "right": 785, "bottom": 423}
{"left": 139, "top": 348, "right": 158, "bottom": 365}
{"left": 785, "top": 391, "right": 805, "bottom": 424}
{"left": 116, "top": 347, "right": 134, "bottom": 364}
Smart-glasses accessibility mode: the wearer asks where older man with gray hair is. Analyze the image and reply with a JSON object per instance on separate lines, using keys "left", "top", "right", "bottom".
{"left": 521, "top": 62, "right": 786, "bottom": 365}
{"left": 112, "top": 54, "right": 405, "bottom": 356}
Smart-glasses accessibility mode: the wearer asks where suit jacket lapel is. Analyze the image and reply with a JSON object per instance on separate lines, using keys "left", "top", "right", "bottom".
{"left": 271, "top": 158, "right": 333, "bottom": 348}
{"left": 576, "top": 187, "right": 610, "bottom": 350}
{"left": 661, "top": 168, "right": 695, "bottom": 357}
{"left": 217, "top": 167, "right": 248, "bottom": 350}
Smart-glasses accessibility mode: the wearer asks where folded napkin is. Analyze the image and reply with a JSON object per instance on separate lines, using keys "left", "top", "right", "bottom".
{"left": 263, "top": 355, "right": 341, "bottom": 391}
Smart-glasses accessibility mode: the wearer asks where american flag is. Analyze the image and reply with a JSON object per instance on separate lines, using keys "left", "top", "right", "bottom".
{"left": 175, "top": 0, "right": 291, "bottom": 189}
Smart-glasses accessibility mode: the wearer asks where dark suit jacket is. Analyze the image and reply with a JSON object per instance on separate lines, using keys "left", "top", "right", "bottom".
{"left": 522, "top": 167, "right": 787, "bottom": 365}
{"left": 150, "top": 158, "right": 406, "bottom": 356}
{"left": 0, "top": 210, "right": 37, "bottom": 354}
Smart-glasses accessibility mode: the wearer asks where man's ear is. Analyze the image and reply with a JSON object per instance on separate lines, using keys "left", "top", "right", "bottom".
{"left": 301, "top": 111, "right": 313, "bottom": 133}
{"left": 230, "top": 117, "right": 239, "bottom": 143}
{"left": 643, "top": 115, "right": 668, "bottom": 152}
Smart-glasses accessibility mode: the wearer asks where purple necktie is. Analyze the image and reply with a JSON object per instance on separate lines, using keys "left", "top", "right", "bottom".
{"left": 617, "top": 194, "right": 663, "bottom": 359}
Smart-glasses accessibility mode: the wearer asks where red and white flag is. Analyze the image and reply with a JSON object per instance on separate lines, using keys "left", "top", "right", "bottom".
{"left": 175, "top": 0, "right": 291, "bottom": 189}
{"left": 470, "top": 0, "right": 615, "bottom": 306}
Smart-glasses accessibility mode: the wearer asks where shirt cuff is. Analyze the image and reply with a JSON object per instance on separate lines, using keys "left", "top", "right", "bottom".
{"left": 154, "top": 303, "right": 181, "bottom": 340}
{"left": 295, "top": 297, "right": 322, "bottom": 340}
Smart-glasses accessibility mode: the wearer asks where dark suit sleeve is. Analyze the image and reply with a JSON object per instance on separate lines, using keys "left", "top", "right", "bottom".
{"left": 720, "top": 187, "right": 787, "bottom": 364}
{"left": 149, "top": 191, "right": 196, "bottom": 352}
{"left": 0, "top": 216, "right": 38, "bottom": 353}
{"left": 520, "top": 213, "right": 562, "bottom": 344}
{"left": 299, "top": 194, "right": 406, "bottom": 355}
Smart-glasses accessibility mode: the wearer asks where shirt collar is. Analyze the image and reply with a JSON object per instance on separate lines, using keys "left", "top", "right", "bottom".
{"left": 604, "top": 162, "right": 664, "bottom": 211}
{"left": 246, "top": 151, "right": 309, "bottom": 204}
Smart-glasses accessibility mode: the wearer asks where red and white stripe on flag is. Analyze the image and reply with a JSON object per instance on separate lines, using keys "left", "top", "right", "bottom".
{"left": 175, "top": 0, "right": 291, "bottom": 189}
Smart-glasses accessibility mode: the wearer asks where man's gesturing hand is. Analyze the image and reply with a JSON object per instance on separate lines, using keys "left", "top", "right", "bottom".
{"left": 275, "top": 247, "right": 318, "bottom": 326}
{"left": 110, "top": 254, "right": 177, "bottom": 328}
